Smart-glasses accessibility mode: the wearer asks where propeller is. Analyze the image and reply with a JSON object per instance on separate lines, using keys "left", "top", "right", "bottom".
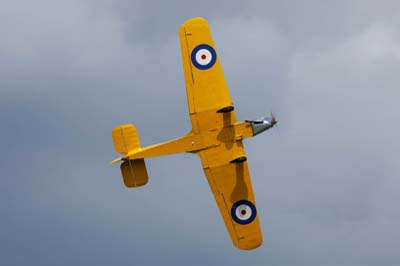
{"left": 270, "top": 111, "right": 278, "bottom": 127}
{"left": 270, "top": 110, "right": 280, "bottom": 137}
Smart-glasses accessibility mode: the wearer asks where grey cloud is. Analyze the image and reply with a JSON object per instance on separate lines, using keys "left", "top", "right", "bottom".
{"left": 1, "top": 0, "right": 400, "bottom": 265}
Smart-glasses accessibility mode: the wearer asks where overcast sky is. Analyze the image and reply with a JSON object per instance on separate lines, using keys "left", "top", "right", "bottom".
{"left": 1, "top": 0, "right": 400, "bottom": 265}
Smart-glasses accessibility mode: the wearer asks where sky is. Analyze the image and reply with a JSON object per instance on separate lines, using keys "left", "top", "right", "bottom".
{"left": 1, "top": 0, "right": 399, "bottom": 265}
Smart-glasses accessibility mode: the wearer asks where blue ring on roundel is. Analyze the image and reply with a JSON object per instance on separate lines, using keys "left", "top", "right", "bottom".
{"left": 231, "top": 200, "right": 257, "bottom": 225}
{"left": 191, "top": 44, "right": 217, "bottom": 70}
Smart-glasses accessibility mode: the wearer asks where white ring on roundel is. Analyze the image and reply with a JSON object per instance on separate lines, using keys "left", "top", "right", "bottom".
{"left": 235, "top": 204, "right": 252, "bottom": 221}
{"left": 195, "top": 49, "right": 212, "bottom": 66}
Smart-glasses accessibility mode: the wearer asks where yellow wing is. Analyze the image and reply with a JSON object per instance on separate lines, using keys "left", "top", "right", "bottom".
{"left": 180, "top": 18, "right": 262, "bottom": 249}
{"left": 198, "top": 141, "right": 263, "bottom": 250}
{"left": 179, "top": 18, "right": 236, "bottom": 132}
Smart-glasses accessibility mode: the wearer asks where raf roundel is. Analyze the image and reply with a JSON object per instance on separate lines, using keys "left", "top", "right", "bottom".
{"left": 231, "top": 200, "right": 257, "bottom": 225}
{"left": 191, "top": 44, "right": 217, "bottom": 70}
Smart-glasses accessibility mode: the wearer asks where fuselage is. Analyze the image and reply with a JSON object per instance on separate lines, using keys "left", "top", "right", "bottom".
{"left": 125, "top": 118, "right": 275, "bottom": 160}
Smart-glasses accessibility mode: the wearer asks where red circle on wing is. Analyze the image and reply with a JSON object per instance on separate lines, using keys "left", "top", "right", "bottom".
{"left": 201, "top": 54, "right": 206, "bottom": 60}
{"left": 241, "top": 210, "right": 246, "bottom": 215}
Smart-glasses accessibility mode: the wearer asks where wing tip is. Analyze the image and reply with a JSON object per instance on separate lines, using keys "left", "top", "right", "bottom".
{"left": 180, "top": 17, "right": 208, "bottom": 30}
{"left": 234, "top": 237, "right": 263, "bottom": 250}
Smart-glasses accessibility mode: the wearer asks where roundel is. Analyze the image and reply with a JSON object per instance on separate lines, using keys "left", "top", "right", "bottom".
{"left": 191, "top": 44, "right": 217, "bottom": 70}
{"left": 231, "top": 200, "right": 257, "bottom": 225}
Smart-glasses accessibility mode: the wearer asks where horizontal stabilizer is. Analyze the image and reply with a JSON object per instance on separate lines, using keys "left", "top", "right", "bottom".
{"left": 112, "top": 124, "right": 140, "bottom": 155}
{"left": 121, "top": 159, "right": 149, "bottom": 188}
{"left": 110, "top": 157, "right": 123, "bottom": 164}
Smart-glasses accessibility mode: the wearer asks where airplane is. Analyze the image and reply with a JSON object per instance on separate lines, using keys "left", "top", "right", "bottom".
{"left": 111, "top": 17, "right": 277, "bottom": 250}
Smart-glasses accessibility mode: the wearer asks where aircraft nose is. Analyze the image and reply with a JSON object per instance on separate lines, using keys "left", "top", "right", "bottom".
{"left": 265, "top": 117, "right": 277, "bottom": 126}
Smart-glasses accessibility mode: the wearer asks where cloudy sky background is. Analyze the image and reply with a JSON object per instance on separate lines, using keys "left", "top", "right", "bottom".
{"left": 1, "top": 0, "right": 399, "bottom": 265}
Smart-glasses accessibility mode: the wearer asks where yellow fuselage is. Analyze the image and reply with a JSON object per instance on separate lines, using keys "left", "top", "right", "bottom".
{"left": 127, "top": 121, "right": 254, "bottom": 160}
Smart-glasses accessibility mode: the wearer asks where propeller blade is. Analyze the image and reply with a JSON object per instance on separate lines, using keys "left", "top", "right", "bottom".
{"left": 270, "top": 110, "right": 277, "bottom": 125}
{"left": 269, "top": 109, "right": 280, "bottom": 138}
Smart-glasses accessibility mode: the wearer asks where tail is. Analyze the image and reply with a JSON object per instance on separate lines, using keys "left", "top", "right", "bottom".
{"left": 111, "top": 124, "right": 149, "bottom": 188}
{"left": 112, "top": 124, "right": 141, "bottom": 157}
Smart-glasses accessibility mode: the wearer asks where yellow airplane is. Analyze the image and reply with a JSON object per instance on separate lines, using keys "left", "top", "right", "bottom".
{"left": 111, "top": 17, "right": 277, "bottom": 250}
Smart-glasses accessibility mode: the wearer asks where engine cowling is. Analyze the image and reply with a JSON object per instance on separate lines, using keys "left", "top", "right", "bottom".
{"left": 251, "top": 116, "right": 277, "bottom": 136}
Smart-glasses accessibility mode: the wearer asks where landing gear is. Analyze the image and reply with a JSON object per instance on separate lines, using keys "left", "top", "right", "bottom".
{"left": 217, "top": 106, "right": 235, "bottom": 113}
{"left": 230, "top": 156, "right": 247, "bottom": 163}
